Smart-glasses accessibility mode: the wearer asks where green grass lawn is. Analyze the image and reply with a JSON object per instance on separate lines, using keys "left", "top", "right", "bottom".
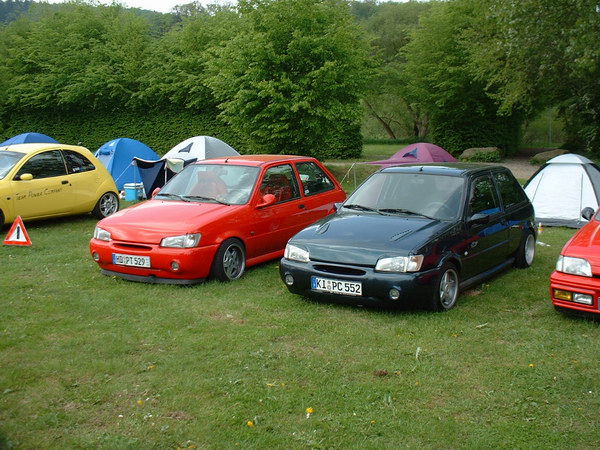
{"left": 1, "top": 213, "right": 599, "bottom": 448}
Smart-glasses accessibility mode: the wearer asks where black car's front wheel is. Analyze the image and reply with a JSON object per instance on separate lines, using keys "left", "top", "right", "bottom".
{"left": 514, "top": 230, "right": 535, "bottom": 268}
{"left": 211, "top": 238, "right": 246, "bottom": 281}
{"left": 430, "top": 262, "right": 459, "bottom": 311}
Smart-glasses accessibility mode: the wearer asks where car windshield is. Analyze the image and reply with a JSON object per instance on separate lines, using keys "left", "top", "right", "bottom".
{"left": 345, "top": 171, "right": 465, "bottom": 220}
{"left": 157, "top": 163, "right": 260, "bottom": 205}
{"left": 0, "top": 151, "right": 25, "bottom": 180}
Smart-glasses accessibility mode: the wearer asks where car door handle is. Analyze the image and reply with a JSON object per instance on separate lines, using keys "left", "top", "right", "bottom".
{"left": 61, "top": 180, "right": 69, "bottom": 185}
{"left": 298, "top": 204, "right": 306, "bottom": 209}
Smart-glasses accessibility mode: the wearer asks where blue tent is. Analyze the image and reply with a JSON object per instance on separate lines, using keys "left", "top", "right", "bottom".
{"left": 1, "top": 132, "right": 59, "bottom": 146}
{"left": 95, "top": 138, "right": 159, "bottom": 190}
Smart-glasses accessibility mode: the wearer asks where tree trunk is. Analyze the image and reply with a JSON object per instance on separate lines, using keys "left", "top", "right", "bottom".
{"left": 364, "top": 99, "right": 397, "bottom": 139}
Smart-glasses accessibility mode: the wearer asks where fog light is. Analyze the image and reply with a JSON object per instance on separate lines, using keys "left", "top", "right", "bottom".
{"left": 573, "top": 293, "right": 593, "bottom": 305}
{"left": 553, "top": 289, "right": 572, "bottom": 301}
{"left": 92, "top": 251, "right": 100, "bottom": 262}
{"left": 170, "top": 261, "right": 180, "bottom": 271}
{"left": 284, "top": 274, "right": 294, "bottom": 286}
{"left": 389, "top": 288, "right": 400, "bottom": 300}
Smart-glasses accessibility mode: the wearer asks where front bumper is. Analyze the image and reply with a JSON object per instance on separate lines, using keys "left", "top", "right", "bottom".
{"left": 279, "top": 258, "right": 441, "bottom": 307}
{"left": 90, "top": 238, "right": 219, "bottom": 284}
{"left": 550, "top": 270, "right": 600, "bottom": 316}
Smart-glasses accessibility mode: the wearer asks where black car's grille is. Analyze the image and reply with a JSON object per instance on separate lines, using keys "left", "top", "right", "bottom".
{"left": 313, "top": 264, "right": 366, "bottom": 276}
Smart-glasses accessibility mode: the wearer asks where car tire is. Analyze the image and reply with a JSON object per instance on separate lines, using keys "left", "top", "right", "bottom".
{"left": 210, "top": 238, "right": 246, "bottom": 281}
{"left": 514, "top": 230, "right": 535, "bottom": 268}
{"left": 0, "top": 209, "right": 4, "bottom": 228}
{"left": 92, "top": 192, "right": 119, "bottom": 219}
{"left": 430, "top": 262, "right": 460, "bottom": 312}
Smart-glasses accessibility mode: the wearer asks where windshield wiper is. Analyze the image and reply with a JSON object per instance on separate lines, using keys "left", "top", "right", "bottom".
{"left": 156, "top": 192, "right": 188, "bottom": 201}
{"left": 343, "top": 203, "right": 383, "bottom": 214}
{"left": 378, "top": 208, "right": 436, "bottom": 220}
{"left": 183, "top": 195, "right": 230, "bottom": 206}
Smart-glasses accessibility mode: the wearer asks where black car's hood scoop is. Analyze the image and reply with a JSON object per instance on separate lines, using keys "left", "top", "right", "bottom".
{"left": 295, "top": 213, "right": 451, "bottom": 266}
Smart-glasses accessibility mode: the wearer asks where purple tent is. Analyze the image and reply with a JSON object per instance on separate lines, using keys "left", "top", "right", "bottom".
{"left": 365, "top": 143, "right": 457, "bottom": 167}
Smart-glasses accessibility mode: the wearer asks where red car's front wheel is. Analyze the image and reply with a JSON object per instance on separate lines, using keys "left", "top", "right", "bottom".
{"left": 211, "top": 238, "right": 246, "bottom": 281}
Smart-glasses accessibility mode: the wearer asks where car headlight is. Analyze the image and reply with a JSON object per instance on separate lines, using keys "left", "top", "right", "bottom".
{"left": 284, "top": 243, "right": 310, "bottom": 263}
{"left": 556, "top": 255, "right": 592, "bottom": 277}
{"left": 375, "top": 255, "right": 424, "bottom": 273}
{"left": 94, "top": 226, "right": 111, "bottom": 241}
{"left": 160, "top": 233, "right": 201, "bottom": 248}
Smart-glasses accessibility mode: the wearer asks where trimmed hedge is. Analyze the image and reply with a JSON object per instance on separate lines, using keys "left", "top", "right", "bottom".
{"left": 0, "top": 108, "right": 363, "bottom": 159}
{"left": 0, "top": 107, "right": 245, "bottom": 155}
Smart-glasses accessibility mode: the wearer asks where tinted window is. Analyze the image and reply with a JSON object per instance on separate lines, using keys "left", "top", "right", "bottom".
{"left": 346, "top": 172, "right": 464, "bottom": 220}
{"left": 64, "top": 150, "right": 95, "bottom": 174}
{"left": 17, "top": 150, "right": 67, "bottom": 179}
{"left": 160, "top": 163, "right": 260, "bottom": 205}
{"left": 259, "top": 164, "right": 301, "bottom": 203}
{"left": 469, "top": 176, "right": 500, "bottom": 215}
{"left": 493, "top": 171, "right": 527, "bottom": 208}
{"left": 296, "top": 161, "right": 335, "bottom": 196}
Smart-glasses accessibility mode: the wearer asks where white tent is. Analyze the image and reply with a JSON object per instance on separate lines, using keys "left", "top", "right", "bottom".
{"left": 524, "top": 154, "right": 600, "bottom": 227}
{"left": 163, "top": 136, "right": 239, "bottom": 163}
{"left": 134, "top": 136, "right": 240, "bottom": 196}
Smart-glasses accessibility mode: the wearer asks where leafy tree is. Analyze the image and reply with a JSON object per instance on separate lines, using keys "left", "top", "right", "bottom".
{"left": 136, "top": 5, "right": 239, "bottom": 111}
{"left": 0, "top": 0, "right": 33, "bottom": 24}
{"left": 358, "top": 0, "right": 432, "bottom": 139}
{"left": 0, "top": 3, "right": 152, "bottom": 111}
{"left": 205, "top": 0, "right": 373, "bottom": 158}
{"left": 465, "top": 0, "right": 600, "bottom": 154}
{"left": 401, "top": 0, "right": 524, "bottom": 154}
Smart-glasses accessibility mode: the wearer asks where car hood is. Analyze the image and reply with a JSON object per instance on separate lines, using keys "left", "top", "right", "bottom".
{"left": 97, "top": 199, "right": 239, "bottom": 243}
{"left": 291, "top": 212, "right": 452, "bottom": 265}
{"left": 563, "top": 220, "right": 600, "bottom": 268}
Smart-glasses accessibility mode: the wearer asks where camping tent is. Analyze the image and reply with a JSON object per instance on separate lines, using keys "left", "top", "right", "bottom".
{"left": 365, "top": 142, "right": 457, "bottom": 167}
{"left": 1, "top": 132, "right": 59, "bottom": 146}
{"left": 134, "top": 136, "right": 239, "bottom": 196}
{"left": 94, "top": 138, "right": 159, "bottom": 190}
{"left": 524, "top": 154, "right": 600, "bottom": 227}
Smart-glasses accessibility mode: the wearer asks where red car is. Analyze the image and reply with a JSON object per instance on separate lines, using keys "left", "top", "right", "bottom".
{"left": 90, "top": 155, "right": 346, "bottom": 284}
{"left": 551, "top": 207, "right": 600, "bottom": 317}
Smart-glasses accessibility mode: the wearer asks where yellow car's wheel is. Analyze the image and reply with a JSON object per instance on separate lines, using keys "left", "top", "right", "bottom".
{"left": 93, "top": 192, "right": 119, "bottom": 219}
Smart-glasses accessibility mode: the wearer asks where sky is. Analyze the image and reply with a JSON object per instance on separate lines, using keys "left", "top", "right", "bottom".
{"left": 45, "top": 0, "right": 408, "bottom": 15}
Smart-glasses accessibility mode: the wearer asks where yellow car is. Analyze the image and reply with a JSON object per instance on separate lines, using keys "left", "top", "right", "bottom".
{"left": 0, "top": 143, "right": 119, "bottom": 227}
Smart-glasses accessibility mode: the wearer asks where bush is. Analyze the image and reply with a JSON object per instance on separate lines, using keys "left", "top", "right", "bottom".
{"left": 0, "top": 107, "right": 246, "bottom": 155}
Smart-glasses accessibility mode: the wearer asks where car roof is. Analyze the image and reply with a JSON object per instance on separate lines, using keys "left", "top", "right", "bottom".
{"left": 194, "top": 154, "right": 317, "bottom": 167}
{"left": 380, "top": 163, "right": 509, "bottom": 177}
{"left": 0, "top": 143, "right": 87, "bottom": 155}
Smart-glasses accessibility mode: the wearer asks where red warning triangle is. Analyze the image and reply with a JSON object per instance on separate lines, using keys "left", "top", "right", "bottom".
{"left": 3, "top": 216, "right": 32, "bottom": 246}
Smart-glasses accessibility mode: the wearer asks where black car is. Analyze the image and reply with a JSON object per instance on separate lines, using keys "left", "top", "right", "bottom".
{"left": 279, "top": 164, "right": 536, "bottom": 311}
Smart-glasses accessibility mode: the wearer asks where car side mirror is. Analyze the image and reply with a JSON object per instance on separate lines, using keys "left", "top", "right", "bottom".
{"left": 151, "top": 187, "right": 161, "bottom": 198}
{"left": 257, "top": 193, "right": 276, "bottom": 208}
{"left": 467, "top": 213, "right": 490, "bottom": 226}
{"left": 18, "top": 173, "right": 33, "bottom": 181}
{"left": 581, "top": 207, "right": 595, "bottom": 221}
{"left": 333, "top": 202, "right": 343, "bottom": 212}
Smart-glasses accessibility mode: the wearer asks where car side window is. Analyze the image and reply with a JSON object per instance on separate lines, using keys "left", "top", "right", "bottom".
{"left": 16, "top": 150, "right": 67, "bottom": 179}
{"left": 296, "top": 161, "right": 335, "bottom": 196}
{"left": 259, "top": 164, "right": 300, "bottom": 203}
{"left": 64, "top": 150, "right": 96, "bottom": 174}
{"left": 493, "top": 171, "right": 527, "bottom": 208}
{"left": 469, "top": 176, "right": 500, "bottom": 215}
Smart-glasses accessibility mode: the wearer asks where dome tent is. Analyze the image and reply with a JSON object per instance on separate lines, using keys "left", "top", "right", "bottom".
{"left": 524, "top": 154, "right": 600, "bottom": 227}
{"left": 365, "top": 142, "right": 457, "bottom": 167}
{"left": 134, "top": 136, "right": 239, "bottom": 197}
{"left": 94, "top": 138, "right": 159, "bottom": 190}
{"left": 1, "top": 132, "right": 59, "bottom": 146}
